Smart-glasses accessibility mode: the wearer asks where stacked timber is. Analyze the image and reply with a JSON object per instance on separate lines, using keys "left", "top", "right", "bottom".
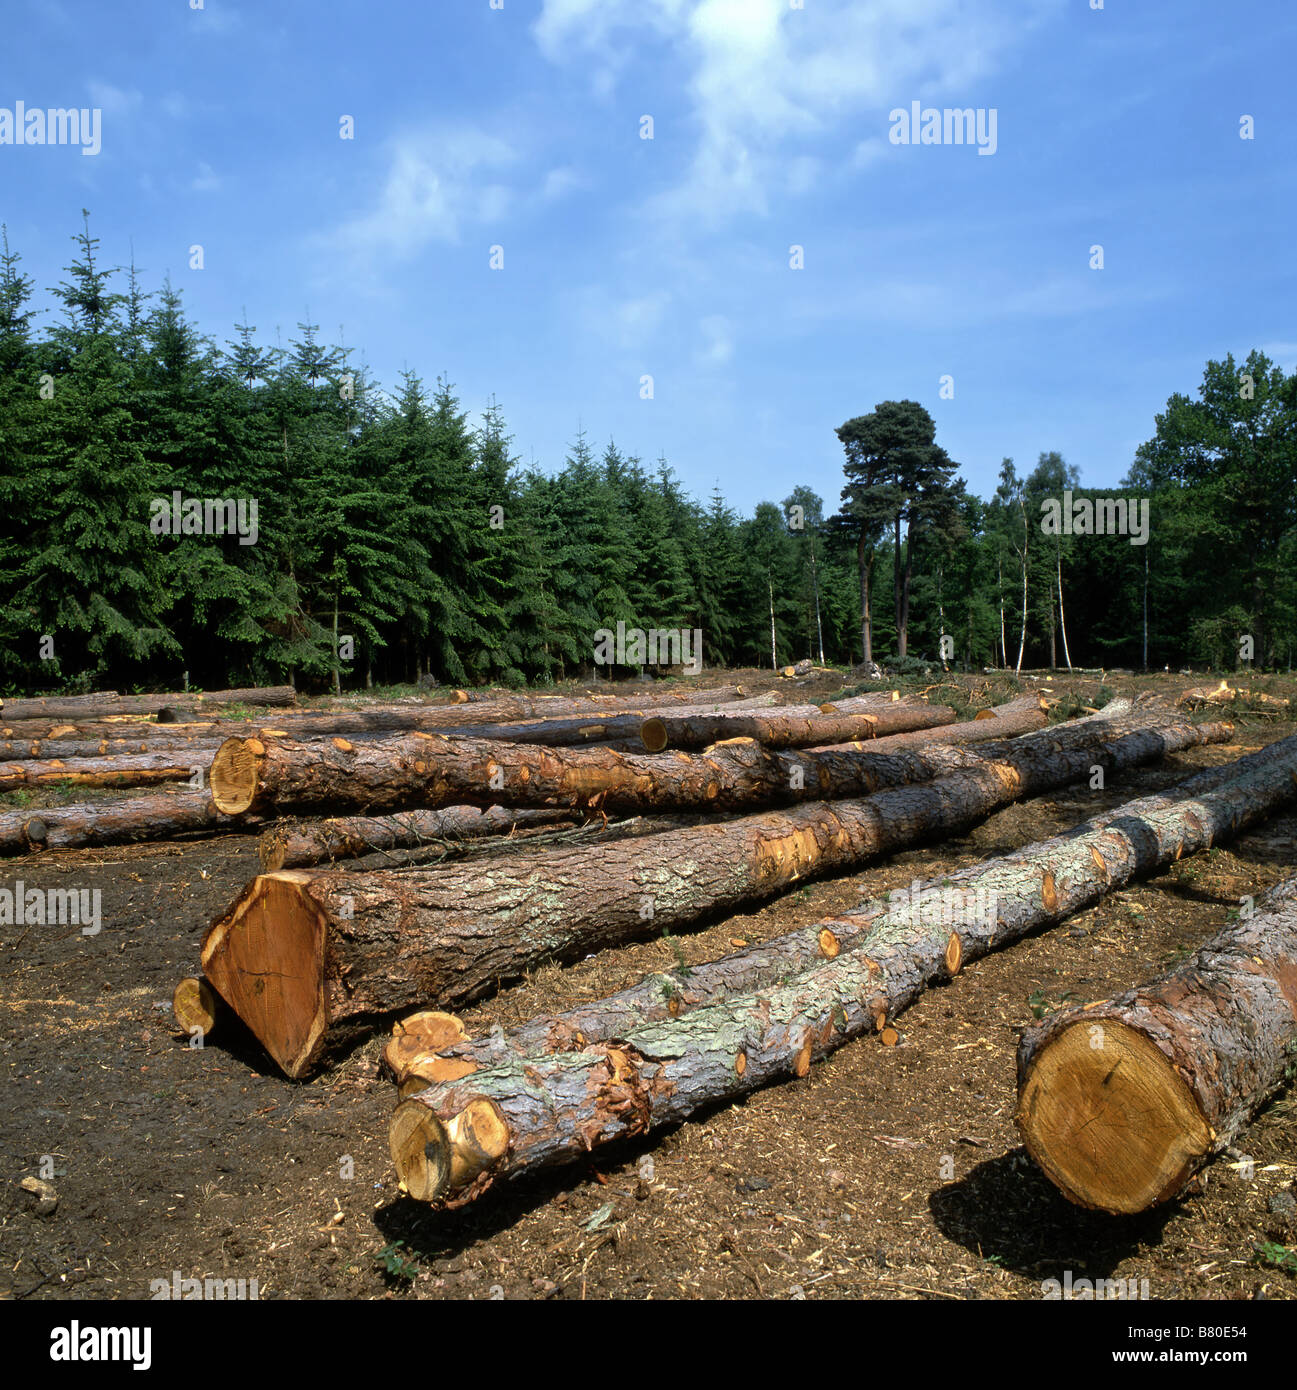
{"left": 197, "top": 703, "right": 1229, "bottom": 1077}
{"left": 386, "top": 734, "right": 1297, "bottom": 1206}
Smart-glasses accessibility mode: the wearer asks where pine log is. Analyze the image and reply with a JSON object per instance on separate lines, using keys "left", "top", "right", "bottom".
{"left": 639, "top": 701, "right": 957, "bottom": 751}
{"left": 204, "top": 708, "right": 1228, "bottom": 1078}
{"left": 390, "top": 732, "right": 1297, "bottom": 1205}
{"left": 0, "top": 686, "right": 295, "bottom": 720}
{"left": 858, "top": 694, "right": 1048, "bottom": 750}
{"left": 438, "top": 694, "right": 878, "bottom": 751}
{"left": 207, "top": 700, "right": 1078, "bottom": 818}
{"left": 0, "top": 690, "right": 770, "bottom": 744}
{"left": 207, "top": 696, "right": 1153, "bottom": 821}
{"left": 257, "top": 806, "right": 578, "bottom": 871}
{"left": 381, "top": 712, "right": 1230, "bottom": 1091}
{"left": 172, "top": 977, "right": 223, "bottom": 1040}
{"left": 1017, "top": 876, "right": 1297, "bottom": 1214}
{"left": 0, "top": 734, "right": 228, "bottom": 762}
{"left": 0, "top": 791, "right": 263, "bottom": 854}
{"left": 0, "top": 750, "right": 213, "bottom": 792}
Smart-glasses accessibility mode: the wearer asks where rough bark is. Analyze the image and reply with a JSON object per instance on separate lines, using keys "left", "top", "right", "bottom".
{"left": 0, "top": 734, "right": 227, "bottom": 762}
{"left": 0, "top": 790, "right": 264, "bottom": 854}
{"left": 1017, "top": 876, "right": 1297, "bottom": 1214}
{"left": 0, "top": 750, "right": 213, "bottom": 792}
{"left": 863, "top": 694, "right": 1047, "bottom": 749}
{"left": 390, "top": 729, "right": 1295, "bottom": 1206}
{"left": 204, "top": 708, "right": 1228, "bottom": 1078}
{"left": 258, "top": 806, "right": 577, "bottom": 871}
{"left": 381, "top": 711, "right": 1230, "bottom": 1092}
{"left": 0, "top": 686, "right": 295, "bottom": 720}
{"left": 210, "top": 697, "right": 1112, "bottom": 819}
{"left": 448, "top": 693, "right": 878, "bottom": 751}
{"left": 0, "top": 690, "right": 766, "bottom": 744}
{"left": 639, "top": 702, "right": 955, "bottom": 751}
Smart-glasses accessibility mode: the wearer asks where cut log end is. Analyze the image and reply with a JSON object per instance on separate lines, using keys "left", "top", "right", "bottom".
{"left": 944, "top": 932, "right": 963, "bottom": 976}
{"left": 210, "top": 737, "right": 261, "bottom": 815}
{"left": 172, "top": 976, "right": 220, "bottom": 1038}
{"left": 199, "top": 872, "right": 328, "bottom": 1078}
{"left": 390, "top": 1100, "right": 453, "bottom": 1202}
{"left": 640, "top": 717, "right": 668, "bottom": 754}
{"left": 817, "top": 927, "right": 840, "bottom": 959}
{"left": 391, "top": 1097, "right": 509, "bottom": 1202}
{"left": 1016, "top": 1017, "right": 1211, "bottom": 1214}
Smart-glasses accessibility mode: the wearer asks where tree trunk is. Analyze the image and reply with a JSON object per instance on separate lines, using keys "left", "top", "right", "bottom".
{"left": 0, "top": 734, "right": 226, "bottom": 762}
{"left": 0, "top": 687, "right": 295, "bottom": 720}
{"left": 0, "top": 750, "right": 214, "bottom": 792}
{"left": 394, "top": 720, "right": 1283, "bottom": 1092}
{"left": 258, "top": 806, "right": 576, "bottom": 871}
{"left": 1142, "top": 546, "right": 1150, "bottom": 671}
{"left": 0, "top": 689, "right": 759, "bottom": 745}
{"left": 638, "top": 703, "right": 954, "bottom": 752}
{"left": 997, "top": 557, "right": 1006, "bottom": 668}
{"left": 1057, "top": 552, "right": 1073, "bottom": 673}
{"left": 390, "top": 729, "right": 1296, "bottom": 1206}
{"left": 1016, "top": 537, "right": 1028, "bottom": 676}
{"left": 863, "top": 694, "right": 1046, "bottom": 748}
{"left": 1018, "top": 875, "right": 1297, "bottom": 1214}
{"left": 858, "top": 534, "right": 874, "bottom": 666}
{"left": 207, "top": 705, "right": 1014, "bottom": 818}
{"left": 203, "top": 707, "right": 1227, "bottom": 1078}
{"left": 0, "top": 791, "right": 263, "bottom": 855}
{"left": 1047, "top": 581, "right": 1057, "bottom": 669}
{"left": 810, "top": 537, "right": 825, "bottom": 665}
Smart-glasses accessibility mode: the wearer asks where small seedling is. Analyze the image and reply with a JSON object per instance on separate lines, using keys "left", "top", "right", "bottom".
{"left": 374, "top": 1240, "right": 420, "bottom": 1281}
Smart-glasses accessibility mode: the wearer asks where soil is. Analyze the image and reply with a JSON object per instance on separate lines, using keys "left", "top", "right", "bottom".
{"left": 2, "top": 670, "right": 1295, "bottom": 1301}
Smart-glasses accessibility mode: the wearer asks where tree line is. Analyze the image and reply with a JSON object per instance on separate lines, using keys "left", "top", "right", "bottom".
{"left": 1, "top": 214, "right": 1294, "bottom": 693}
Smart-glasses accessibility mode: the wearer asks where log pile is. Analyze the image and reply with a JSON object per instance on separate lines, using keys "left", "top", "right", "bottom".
{"left": 387, "top": 733, "right": 1297, "bottom": 1205}
{"left": 199, "top": 704, "right": 1228, "bottom": 1077}
{"left": 36, "top": 671, "right": 1297, "bottom": 1234}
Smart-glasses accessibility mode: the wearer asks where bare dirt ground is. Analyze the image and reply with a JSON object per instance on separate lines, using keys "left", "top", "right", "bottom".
{"left": 2, "top": 669, "right": 1295, "bottom": 1301}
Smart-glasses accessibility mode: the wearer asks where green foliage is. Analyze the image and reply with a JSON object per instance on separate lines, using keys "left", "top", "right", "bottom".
{"left": 5, "top": 215, "right": 1296, "bottom": 692}
{"left": 373, "top": 1240, "right": 420, "bottom": 1281}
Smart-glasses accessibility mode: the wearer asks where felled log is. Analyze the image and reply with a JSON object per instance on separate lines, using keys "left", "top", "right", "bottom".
{"left": 0, "top": 750, "right": 213, "bottom": 791}
{"left": 257, "top": 805, "right": 577, "bottom": 871}
{"left": 0, "top": 685, "right": 295, "bottom": 720}
{"left": 172, "top": 977, "right": 224, "bottom": 1039}
{"left": 0, "top": 690, "right": 771, "bottom": 744}
{"left": 380, "top": 711, "right": 1231, "bottom": 1092}
{"left": 205, "top": 709, "right": 1228, "bottom": 1078}
{"left": 1017, "top": 876, "right": 1297, "bottom": 1214}
{"left": 390, "top": 732, "right": 1297, "bottom": 1205}
{"left": 207, "top": 697, "right": 1073, "bottom": 819}
{"left": 0, "top": 734, "right": 227, "bottom": 762}
{"left": 638, "top": 702, "right": 956, "bottom": 751}
{"left": 439, "top": 694, "right": 878, "bottom": 751}
{"left": 859, "top": 694, "right": 1048, "bottom": 750}
{"left": 0, "top": 791, "right": 263, "bottom": 855}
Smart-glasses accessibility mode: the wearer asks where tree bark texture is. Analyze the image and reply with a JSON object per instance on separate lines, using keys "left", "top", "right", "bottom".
{"left": 1017, "top": 875, "right": 1297, "bottom": 1213}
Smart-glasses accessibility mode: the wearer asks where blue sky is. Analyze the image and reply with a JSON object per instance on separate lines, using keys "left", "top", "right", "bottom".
{"left": 3, "top": 0, "right": 1294, "bottom": 514}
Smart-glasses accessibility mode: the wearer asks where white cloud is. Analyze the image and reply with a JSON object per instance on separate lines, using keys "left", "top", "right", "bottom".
{"left": 328, "top": 128, "right": 517, "bottom": 259}
{"left": 191, "top": 160, "right": 221, "bottom": 193}
{"left": 86, "top": 80, "right": 143, "bottom": 115}
{"left": 541, "top": 165, "right": 584, "bottom": 201}
{"left": 696, "top": 313, "right": 733, "bottom": 367}
{"left": 535, "top": 0, "right": 1058, "bottom": 223}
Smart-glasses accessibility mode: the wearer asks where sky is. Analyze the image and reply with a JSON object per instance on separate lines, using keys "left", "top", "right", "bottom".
{"left": 3, "top": 0, "right": 1295, "bottom": 515}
